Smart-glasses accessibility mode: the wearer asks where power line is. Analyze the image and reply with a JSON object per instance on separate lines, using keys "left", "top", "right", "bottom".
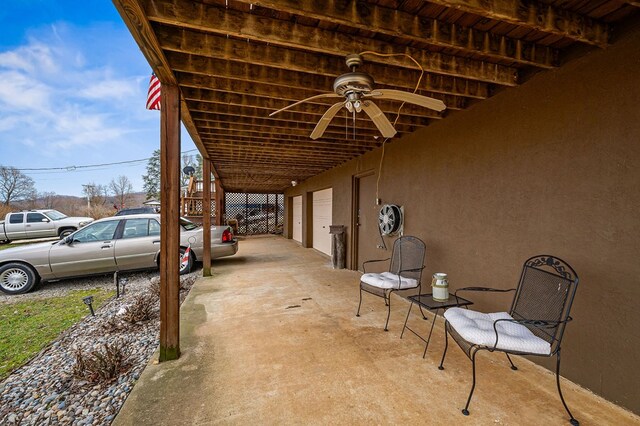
{"left": 20, "top": 158, "right": 149, "bottom": 171}
{"left": 13, "top": 149, "right": 199, "bottom": 174}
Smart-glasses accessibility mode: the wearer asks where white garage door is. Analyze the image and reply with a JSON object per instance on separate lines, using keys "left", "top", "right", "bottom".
{"left": 292, "top": 196, "right": 302, "bottom": 243}
{"left": 312, "top": 188, "right": 332, "bottom": 256}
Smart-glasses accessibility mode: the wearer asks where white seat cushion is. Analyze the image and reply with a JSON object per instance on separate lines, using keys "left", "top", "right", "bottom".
{"left": 444, "top": 308, "right": 551, "bottom": 355}
{"left": 360, "top": 272, "right": 418, "bottom": 290}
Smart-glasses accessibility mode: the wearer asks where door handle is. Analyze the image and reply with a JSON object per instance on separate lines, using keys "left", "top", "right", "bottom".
{"left": 152, "top": 240, "right": 160, "bottom": 244}
{"left": 101, "top": 244, "right": 112, "bottom": 249}
{"left": 25, "top": 225, "right": 31, "bottom": 227}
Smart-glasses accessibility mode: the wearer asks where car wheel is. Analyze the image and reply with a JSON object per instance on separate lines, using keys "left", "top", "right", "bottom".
{"left": 0, "top": 239, "right": 11, "bottom": 245}
{"left": 59, "top": 228, "right": 76, "bottom": 239}
{"left": 179, "top": 247, "right": 193, "bottom": 275}
{"left": 0, "top": 263, "right": 38, "bottom": 294}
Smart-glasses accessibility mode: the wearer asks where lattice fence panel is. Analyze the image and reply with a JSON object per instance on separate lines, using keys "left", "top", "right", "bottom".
{"left": 225, "top": 192, "right": 284, "bottom": 235}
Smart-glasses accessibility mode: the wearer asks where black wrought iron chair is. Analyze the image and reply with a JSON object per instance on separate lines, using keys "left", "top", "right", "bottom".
{"left": 438, "top": 255, "right": 580, "bottom": 425}
{"left": 356, "top": 236, "right": 426, "bottom": 331}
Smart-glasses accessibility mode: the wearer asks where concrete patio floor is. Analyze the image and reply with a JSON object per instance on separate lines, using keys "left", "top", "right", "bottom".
{"left": 114, "top": 235, "right": 638, "bottom": 425}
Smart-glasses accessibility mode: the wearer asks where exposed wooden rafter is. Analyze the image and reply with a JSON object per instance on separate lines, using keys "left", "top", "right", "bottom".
{"left": 154, "top": 26, "right": 518, "bottom": 87}
{"left": 168, "top": 53, "right": 489, "bottom": 99}
{"left": 421, "top": 0, "right": 609, "bottom": 46}
{"left": 234, "top": 0, "right": 560, "bottom": 67}
{"left": 146, "top": 0, "right": 519, "bottom": 85}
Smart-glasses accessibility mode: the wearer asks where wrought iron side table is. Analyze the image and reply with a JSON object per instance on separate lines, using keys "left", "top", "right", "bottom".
{"left": 401, "top": 293, "right": 473, "bottom": 358}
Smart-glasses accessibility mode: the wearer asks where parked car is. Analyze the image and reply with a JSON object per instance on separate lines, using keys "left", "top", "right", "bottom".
{"left": 114, "top": 207, "right": 157, "bottom": 216}
{"left": 0, "top": 210, "right": 94, "bottom": 244}
{"left": 0, "top": 214, "right": 238, "bottom": 294}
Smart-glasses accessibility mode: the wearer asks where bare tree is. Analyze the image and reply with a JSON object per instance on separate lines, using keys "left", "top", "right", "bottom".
{"left": 82, "top": 182, "right": 108, "bottom": 207}
{"left": 109, "top": 176, "right": 134, "bottom": 209}
{"left": 39, "top": 191, "right": 57, "bottom": 209}
{"left": 0, "top": 166, "right": 36, "bottom": 206}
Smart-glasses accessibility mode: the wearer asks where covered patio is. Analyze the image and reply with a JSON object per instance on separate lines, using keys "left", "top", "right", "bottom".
{"left": 114, "top": 236, "right": 636, "bottom": 425}
{"left": 112, "top": 0, "right": 640, "bottom": 420}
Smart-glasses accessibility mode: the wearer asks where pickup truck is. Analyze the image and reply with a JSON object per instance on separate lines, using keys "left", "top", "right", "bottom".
{"left": 0, "top": 210, "right": 94, "bottom": 244}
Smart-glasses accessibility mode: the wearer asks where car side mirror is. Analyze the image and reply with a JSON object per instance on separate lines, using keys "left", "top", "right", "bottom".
{"left": 42, "top": 218, "right": 50, "bottom": 222}
{"left": 64, "top": 236, "right": 74, "bottom": 245}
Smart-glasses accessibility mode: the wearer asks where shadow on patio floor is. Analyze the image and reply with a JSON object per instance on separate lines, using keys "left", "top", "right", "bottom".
{"left": 114, "top": 235, "right": 637, "bottom": 425}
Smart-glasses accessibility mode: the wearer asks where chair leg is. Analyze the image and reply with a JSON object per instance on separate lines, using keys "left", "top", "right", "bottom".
{"left": 462, "top": 350, "right": 478, "bottom": 416}
{"left": 555, "top": 350, "right": 579, "bottom": 426}
{"left": 505, "top": 353, "right": 518, "bottom": 370}
{"left": 383, "top": 291, "right": 391, "bottom": 331}
{"left": 438, "top": 323, "right": 449, "bottom": 370}
{"left": 418, "top": 304, "right": 428, "bottom": 320}
{"left": 356, "top": 284, "right": 363, "bottom": 317}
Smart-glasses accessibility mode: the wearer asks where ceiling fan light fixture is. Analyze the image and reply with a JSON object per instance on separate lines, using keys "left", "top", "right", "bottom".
{"left": 345, "top": 102, "right": 353, "bottom": 113}
{"left": 353, "top": 100, "right": 362, "bottom": 113}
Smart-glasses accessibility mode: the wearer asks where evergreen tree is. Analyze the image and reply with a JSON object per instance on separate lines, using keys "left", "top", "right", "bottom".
{"left": 143, "top": 149, "right": 160, "bottom": 200}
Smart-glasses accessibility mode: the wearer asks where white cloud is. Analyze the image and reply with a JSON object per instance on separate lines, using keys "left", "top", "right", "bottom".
{"left": 80, "top": 78, "right": 138, "bottom": 100}
{"left": 0, "top": 25, "right": 152, "bottom": 155}
{"left": 0, "top": 41, "right": 58, "bottom": 74}
{"left": 0, "top": 70, "right": 53, "bottom": 111}
{"left": 0, "top": 20, "right": 197, "bottom": 196}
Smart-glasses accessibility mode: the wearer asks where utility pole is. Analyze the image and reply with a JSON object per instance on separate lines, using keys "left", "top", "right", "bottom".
{"left": 81, "top": 184, "right": 93, "bottom": 215}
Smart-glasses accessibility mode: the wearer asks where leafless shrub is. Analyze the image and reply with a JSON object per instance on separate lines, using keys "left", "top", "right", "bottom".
{"left": 100, "top": 316, "right": 129, "bottom": 333}
{"left": 148, "top": 275, "right": 196, "bottom": 298}
{"left": 122, "top": 293, "right": 158, "bottom": 324}
{"left": 148, "top": 277, "right": 161, "bottom": 298}
{"left": 88, "top": 204, "right": 116, "bottom": 219}
{"left": 0, "top": 204, "right": 12, "bottom": 219}
{"left": 72, "top": 341, "right": 130, "bottom": 384}
{"left": 180, "top": 275, "right": 196, "bottom": 291}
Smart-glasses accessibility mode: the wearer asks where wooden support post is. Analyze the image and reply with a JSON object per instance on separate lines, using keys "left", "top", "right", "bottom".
{"left": 202, "top": 159, "right": 212, "bottom": 277}
{"left": 215, "top": 180, "right": 224, "bottom": 226}
{"left": 159, "top": 83, "right": 181, "bottom": 362}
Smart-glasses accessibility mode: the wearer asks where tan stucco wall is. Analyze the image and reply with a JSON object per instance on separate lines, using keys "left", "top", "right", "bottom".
{"left": 285, "top": 25, "right": 640, "bottom": 413}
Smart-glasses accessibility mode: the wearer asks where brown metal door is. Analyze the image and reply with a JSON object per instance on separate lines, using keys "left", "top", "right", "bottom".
{"left": 355, "top": 173, "right": 382, "bottom": 272}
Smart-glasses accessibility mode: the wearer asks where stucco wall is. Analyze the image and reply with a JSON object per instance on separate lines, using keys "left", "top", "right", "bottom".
{"left": 285, "top": 25, "right": 640, "bottom": 413}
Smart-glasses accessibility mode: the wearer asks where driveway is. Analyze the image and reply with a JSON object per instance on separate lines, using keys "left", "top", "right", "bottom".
{"left": 114, "top": 235, "right": 637, "bottom": 425}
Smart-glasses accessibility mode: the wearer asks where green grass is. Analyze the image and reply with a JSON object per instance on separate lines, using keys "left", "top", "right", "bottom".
{"left": 0, "top": 289, "right": 114, "bottom": 380}
{"left": 0, "top": 243, "right": 19, "bottom": 251}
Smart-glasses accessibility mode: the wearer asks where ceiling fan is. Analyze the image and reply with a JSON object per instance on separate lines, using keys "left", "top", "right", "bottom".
{"left": 269, "top": 54, "right": 446, "bottom": 140}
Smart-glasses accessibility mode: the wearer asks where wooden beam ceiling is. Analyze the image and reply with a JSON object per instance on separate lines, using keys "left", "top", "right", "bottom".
{"left": 167, "top": 54, "right": 490, "bottom": 98}
{"left": 235, "top": 0, "right": 560, "bottom": 67}
{"left": 146, "top": 0, "right": 519, "bottom": 84}
{"left": 113, "top": 0, "right": 635, "bottom": 193}
{"left": 153, "top": 24, "right": 518, "bottom": 86}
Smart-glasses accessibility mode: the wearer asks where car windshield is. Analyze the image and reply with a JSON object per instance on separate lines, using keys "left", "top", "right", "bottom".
{"left": 45, "top": 210, "right": 67, "bottom": 221}
{"left": 180, "top": 217, "right": 199, "bottom": 231}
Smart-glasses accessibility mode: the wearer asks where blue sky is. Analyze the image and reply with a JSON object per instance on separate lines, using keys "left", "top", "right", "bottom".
{"left": 0, "top": 0, "right": 197, "bottom": 197}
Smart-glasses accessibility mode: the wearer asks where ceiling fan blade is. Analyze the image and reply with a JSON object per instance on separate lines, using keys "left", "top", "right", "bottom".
{"left": 360, "top": 101, "right": 397, "bottom": 138}
{"left": 269, "top": 93, "right": 342, "bottom": 117}
{"left": 365, "top": 89, "right": 446, "bottom": 112}
{"left": 310, "top": 102, "right": 345, "bottom": 139}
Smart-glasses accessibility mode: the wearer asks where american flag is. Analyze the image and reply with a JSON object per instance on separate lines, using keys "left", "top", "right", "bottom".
{"left": 181, "top": 245, "right": 191, "bottom": 269}
{"left": 146, "top": 73, "right": 161, "bottom": 110}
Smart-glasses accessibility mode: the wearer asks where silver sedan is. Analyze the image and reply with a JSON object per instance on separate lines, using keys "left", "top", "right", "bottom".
{"left": 0, "top": 214, "right": 238, "bottom": 294}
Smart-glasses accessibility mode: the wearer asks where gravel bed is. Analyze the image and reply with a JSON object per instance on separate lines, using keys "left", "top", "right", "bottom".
{"left": 0, "top": 270, "right": 199, "bottom": 425}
